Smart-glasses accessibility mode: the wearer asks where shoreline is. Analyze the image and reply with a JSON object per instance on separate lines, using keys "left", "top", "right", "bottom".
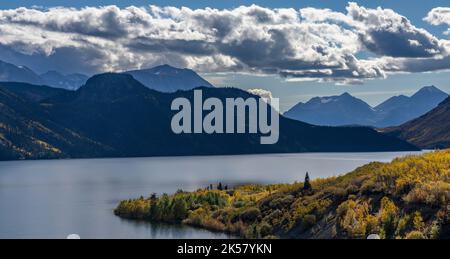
{"left": 0, "top": 149, "right": 424, "bottom": 163}
{"left": 114, "top": 150, "right": 449, "bottom": 239}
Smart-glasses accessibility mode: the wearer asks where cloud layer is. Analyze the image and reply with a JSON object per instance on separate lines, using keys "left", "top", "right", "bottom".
{"left": 0, "top": 3, "right": 449, "bottom": 83}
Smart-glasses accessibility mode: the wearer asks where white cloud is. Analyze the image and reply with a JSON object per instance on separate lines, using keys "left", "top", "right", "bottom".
{"left": 408, "top": 39, "right": 422, "bottom": 47}
{"left": 247, "top": 88, "right": 273, "bottom": 100}
{"left": 424, "top": 7, "right": 450, "bottom": 35}
{"left": 0, "top": 3, "right": 448, "bottom": 83}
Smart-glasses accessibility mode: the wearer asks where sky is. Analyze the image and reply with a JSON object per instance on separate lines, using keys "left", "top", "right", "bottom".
{"left": 0, "top": 0, "right": 449, "bottom": 111}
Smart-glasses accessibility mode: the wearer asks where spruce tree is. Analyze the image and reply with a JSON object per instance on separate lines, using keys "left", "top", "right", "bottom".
{"left": 303, "top": 172, "right": 312, "bottom": 191}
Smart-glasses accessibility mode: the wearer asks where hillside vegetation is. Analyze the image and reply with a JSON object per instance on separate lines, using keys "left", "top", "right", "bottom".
{"left": 115, "top": 150, "right": 450, "bottom": 239}
{"left": 385, "top": 97, "right": 450, "bottom": 149}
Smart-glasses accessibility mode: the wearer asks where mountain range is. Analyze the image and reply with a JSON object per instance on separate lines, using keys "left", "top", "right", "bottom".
{"left": 124, "top": 64, "right": 214, "bottom": 92}
{"left": 0, "top": 59, "right": 88, "bottom": 90}
{"left": 375, "top": 86, "right": 449, "bottom": 127}
{"left": 383, "top": 96, "right": 450, "bottom": 149}
{"left": 284, "top": 86, "right": 448, "bottom": 128}
{"left": 284, "top": 92, "right": 377, "bottom": 126}
{"left": 0, "top": 60, "right": 45, "bottom": 85}
{"left": 0, "top": 59, "right": 214, "bottom": 92}
{"left": 0, "top": 73, "right": 417, "bottom": 161}
{"left": 40, "top": 71, "right": 89, "bottom": 91}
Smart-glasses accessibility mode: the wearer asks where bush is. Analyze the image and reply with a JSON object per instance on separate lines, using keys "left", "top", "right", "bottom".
{"left": 240, "top": 208, "right": 261, "bottom": 222}
{"left": 405, "top": 231, "right": 426, "bottom": 239}
{"left": 264, "top": 209, "right": 283, "bottom": 225}
{"left": 337, "top": 200, "right": 371, "bottom": 238}
{"left": 366, "top": 215, "right": 379, "bottom": 235}
{"left": 324, "top": 186, "right": 347, "bottom": 199}
{"left": 404, "top": 182, "right": 450, "bottom": 206}
{"left": 233, "top": 199, "right": 247, "bottom": 208}
{"left": 227, "top": 220, "right": 247, "bottom": 236}
{"left": 395, "top": 216, "right": 410, "bottom": 237}
{"left": 302, "top": 214, "right": 317, "bottom": 230}
{"left": 258, "top": 222, "right": 273, "bottom": 237}
{"left": 380, "top": 197, "right": 398, "bottom": 239}
{"left": 172, "top": 198, "right": 188, "bottom": 221}
{"left": 269, "top": 195, "right": 294, "bottom": 209}
{"left": 348, "top": 194, "right": 357, "bottom": 200}
{"left": 187, "top": 208, "right": 207, "bottom": 226}
{"left": 345, "top": 184, "right": 359, "bottom": 195}
{"left": 430, "top": 221, "right": 441, "bottom": 239}
{"left": 413, "top": 211, "right": 425, "bottom": 231}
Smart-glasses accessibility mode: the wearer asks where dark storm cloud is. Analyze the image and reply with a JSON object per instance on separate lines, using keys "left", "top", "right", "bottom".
{"left": 359, "top": 28, "right": 443, "bottom": 58}
{"left": 346, "top": 4, "right": 445, "bottom": 58}
{"left": 127, "top": 38, "right": 217, "bottom": 56}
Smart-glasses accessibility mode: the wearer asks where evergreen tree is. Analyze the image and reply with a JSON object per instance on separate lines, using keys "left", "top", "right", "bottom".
{"left": 172, "top": 198, "right": 188, "bottom": 221}
{"left": 218, "top": 182, "right": 223, "bottom": 191}
{"left": 149, "top": 193, "right": 158, "bottom": 219}
{"left": 303, "top": 172, "right": 312, "bottom": 191}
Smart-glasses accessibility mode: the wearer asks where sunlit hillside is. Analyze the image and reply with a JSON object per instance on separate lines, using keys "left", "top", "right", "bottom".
{"left": 116, "top": 150, "right": 450, "bottom": 239}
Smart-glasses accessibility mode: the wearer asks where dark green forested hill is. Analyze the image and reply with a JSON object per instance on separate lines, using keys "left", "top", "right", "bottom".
{"left": 0, "top": 73, "right": 418, "bottom": 161}
{"left": 115, "top": 150, "right": 450, "bottom": 239}
{"left": 0, "top": 82, "right": 66, "bottom": 102}
{"left": 0, "top": 85, "right": 113, "bottom": 160}
{"left": 384, "top": 97, "right": 450, "bottom": 149}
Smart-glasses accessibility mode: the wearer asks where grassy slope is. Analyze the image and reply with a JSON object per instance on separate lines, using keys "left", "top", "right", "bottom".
{"left": 115, "top": 150, "right": 450, "bottom": 239}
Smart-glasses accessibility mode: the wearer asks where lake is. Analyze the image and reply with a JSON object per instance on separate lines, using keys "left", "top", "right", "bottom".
{"left": 0, "top": 151, "right": 424, "bottom": 239}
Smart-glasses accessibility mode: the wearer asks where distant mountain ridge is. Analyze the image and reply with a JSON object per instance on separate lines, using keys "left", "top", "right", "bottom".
{"left": 0, "top": 60, "right": 214, "bottom": 93}
{"left": 0, "top": 59, "right": 87, "bottom": 90}
{"left": 285, "top": 86, "right": 448, "bottom": 127}
{"left": 40, "top": 71, "right": 88, "bottom": 90}
{"left": 0, "top": 73, "right": 417, "bottom": 161}
{"left": 383, "top": 97, "right": 450, "bottom": 149}
{"left": 124, "top": 64, "right": 214, "bottom": 92}
{"left": 0, "top": 60, "right": 44, "bottom": 85}
{"left": 374, "top": 86, "right": 449, "bottom": 127}
{"left": 284, "top": 92, "right": 377, "bottom": 126}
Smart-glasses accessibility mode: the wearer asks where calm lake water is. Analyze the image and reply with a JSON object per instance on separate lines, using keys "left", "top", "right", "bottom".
{"left": 0, "top": 151, "right": 424, "bottom": 239}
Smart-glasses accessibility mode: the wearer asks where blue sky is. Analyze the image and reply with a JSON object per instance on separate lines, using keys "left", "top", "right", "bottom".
{"left": 0, "top": 1, "right": 449, "bottom": 111}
